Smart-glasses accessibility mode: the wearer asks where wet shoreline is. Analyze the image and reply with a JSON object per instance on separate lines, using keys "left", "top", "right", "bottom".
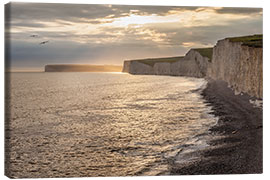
{"left": 170, "top": 80, "right": 262, "bottom": 175}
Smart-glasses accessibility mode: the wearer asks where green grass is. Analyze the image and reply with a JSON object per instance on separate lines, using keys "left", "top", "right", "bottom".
{"left": 192, "top": 48, "right": 213, "bottom": 61}
{"left": 226, "top": 34, "right": 262, "bottom": 48}
{"left": 134, "top": 56, "right": 183, "bottom": 67}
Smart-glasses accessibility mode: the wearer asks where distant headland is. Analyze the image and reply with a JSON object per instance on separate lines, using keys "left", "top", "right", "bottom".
{"left": 44, "top": 64, "right": 122, "bottom": 72}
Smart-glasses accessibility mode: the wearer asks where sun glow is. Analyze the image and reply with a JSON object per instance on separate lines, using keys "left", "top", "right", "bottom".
{"left": 109, "top": 13, "right": 180, "bottom": 27}
{"left": 10, "top": 6, "right": 261, "bottom": 45}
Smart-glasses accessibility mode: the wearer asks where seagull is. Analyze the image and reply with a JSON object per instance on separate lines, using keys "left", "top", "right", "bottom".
{"left": 30, "top": 35, "right": 38, "bottom": 37}
{"left": 39, "top": 40, "right": 49, "bottom": 45}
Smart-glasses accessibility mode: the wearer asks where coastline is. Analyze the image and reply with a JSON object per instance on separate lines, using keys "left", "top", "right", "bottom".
{"left": 169, "top": 79, "right": 262, "bottom": 175}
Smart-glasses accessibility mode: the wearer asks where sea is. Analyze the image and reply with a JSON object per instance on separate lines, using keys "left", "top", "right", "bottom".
{"left": 5, "top": 72, "right": 217, "bottom": 178}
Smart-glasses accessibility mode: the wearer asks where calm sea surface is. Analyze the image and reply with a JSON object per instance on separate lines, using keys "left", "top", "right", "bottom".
{"left": 6, "top": 72, "right": 217, "bottom": 178}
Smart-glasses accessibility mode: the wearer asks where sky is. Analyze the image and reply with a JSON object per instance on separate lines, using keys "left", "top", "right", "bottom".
{"left": 5, "top": 2, "right": 262, "bottom": 71}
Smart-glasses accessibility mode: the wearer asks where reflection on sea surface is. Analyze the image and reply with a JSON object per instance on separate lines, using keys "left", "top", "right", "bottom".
{"left": 6, "top": 72, "right": 216, "bottom": 178}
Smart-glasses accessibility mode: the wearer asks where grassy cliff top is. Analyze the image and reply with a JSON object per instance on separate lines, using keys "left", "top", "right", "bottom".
{"left": 192, "top": 48, "right": 213, "bottom": 61}
{"left": 132, "top": 56, "right": 183, "bottom": 67}
{"left": 226, "top": 34, "right": 262, "bottom": 48}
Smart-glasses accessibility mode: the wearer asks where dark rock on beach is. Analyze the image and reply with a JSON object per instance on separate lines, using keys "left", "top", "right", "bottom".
{"left": 170, "top": 80, "right": 262, "bottom": 175}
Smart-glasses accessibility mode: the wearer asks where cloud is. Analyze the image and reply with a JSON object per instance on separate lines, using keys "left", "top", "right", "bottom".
{"left": 6, "top": 3, "right": 262, "bottom": 30}
{"left": 165, "top": 17, "right": 262, "bottom": 47}
{"left": 181, "top": 42, "right": 195, "bottom": 47}
{"left": 214, "top": 7, "right": 262, "bottom": 15}
{"left": 6, "top": 3, "right": 196, "bottom": 28}
{"left": 10, "top": 21, "right": 47, "bottom": 28}
{"left": 7, "top": 3, "right": 116, "bottom": 22}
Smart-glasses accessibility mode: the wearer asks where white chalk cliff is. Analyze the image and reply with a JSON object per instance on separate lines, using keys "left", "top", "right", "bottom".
{"left": 208, "top": 38, "right": 262, "bottom": 98}
{"left": 122, "top": 35, "right": 263, "bottom": 99}
{"left": 122, "top": 49, "right": 210, "bottom": 78}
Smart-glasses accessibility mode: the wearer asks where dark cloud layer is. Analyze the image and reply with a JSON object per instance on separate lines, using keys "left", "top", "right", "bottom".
{"left": 7, "top": 2, "right": 262, "bottom": 27}
{"left": 6, "top": 3, "right": 197, "bottom": 27}
{"left": 215, "top": 7, "right": 262, "bottom": 15}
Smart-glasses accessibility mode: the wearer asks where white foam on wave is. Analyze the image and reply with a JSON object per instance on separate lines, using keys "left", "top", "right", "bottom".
{"left": 249, "top": 99, "right": 263, "bottom": 108}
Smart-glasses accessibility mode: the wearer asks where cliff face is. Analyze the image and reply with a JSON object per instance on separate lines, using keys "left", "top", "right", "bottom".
{"left": 122, "top": 49, "right": 210, "bottom": 78}
{"left": 170, "top": 49, "right": 210, "bottom": 78}
{"left": 207, "top": 39, "right": 263, "bottom": 98}
{"left": 153, "top": 62, "right": 171, "bottom": 75}
{"left": 122, "top": 61, "right": 154, "bottom": 74}
{"left": 122, "top": 61, "right": 131, "bottom": 73}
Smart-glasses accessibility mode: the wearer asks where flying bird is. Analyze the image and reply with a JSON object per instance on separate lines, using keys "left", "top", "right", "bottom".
{"left": 29, "top": 34, "right": 50, "bottom": 45}
{"left": 39, "top": 40, "right": 49, "bottom": 45}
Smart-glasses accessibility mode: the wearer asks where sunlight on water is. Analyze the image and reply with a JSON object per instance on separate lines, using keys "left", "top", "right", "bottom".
{"left": 6, "top": 72, "right": 216, "bottom": 178}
